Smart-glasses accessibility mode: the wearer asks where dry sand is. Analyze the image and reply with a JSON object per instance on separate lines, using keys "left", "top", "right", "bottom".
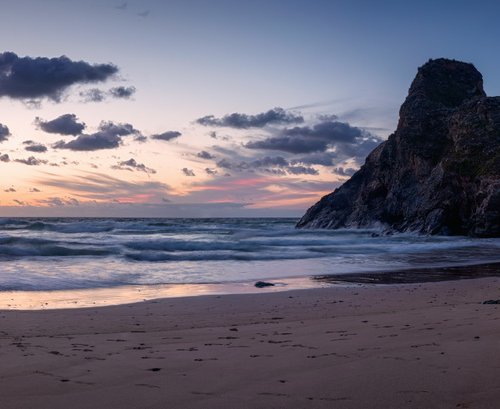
{"left": 1, "top": 278, "right": 499, "bottom": 409}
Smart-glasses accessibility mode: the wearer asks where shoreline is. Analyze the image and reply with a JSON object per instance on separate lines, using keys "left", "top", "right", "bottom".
{"left": 1, "top": 261, "right": 499, "bottom": 310}
{"left": 0, "top": 276, "right": 329, "bottom": 310}
{"left": 1, "top": 275, "right": 499, "bottom": 408}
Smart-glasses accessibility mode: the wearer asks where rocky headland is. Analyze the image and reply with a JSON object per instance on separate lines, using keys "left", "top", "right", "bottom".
{"left": 297, "top": 58, "right": 500, "bottom": 237}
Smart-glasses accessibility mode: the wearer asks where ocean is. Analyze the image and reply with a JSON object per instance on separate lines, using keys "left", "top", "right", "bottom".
{"left": 0, "top": 217, "right": 499, "bottom": 292}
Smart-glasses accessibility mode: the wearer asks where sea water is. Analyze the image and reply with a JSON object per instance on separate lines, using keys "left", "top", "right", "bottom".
{"left": 0, "top": 217, "right": 499, "bottom": 291}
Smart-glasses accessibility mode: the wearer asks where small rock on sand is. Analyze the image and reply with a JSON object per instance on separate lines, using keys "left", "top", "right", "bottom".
{"left": 255, "top": 281, "right": 275, "bottom": 288}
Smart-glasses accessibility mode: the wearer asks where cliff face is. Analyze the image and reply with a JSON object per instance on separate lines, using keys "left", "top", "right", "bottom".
{"left": 297, "top": 59, "right": 500, "bottom": 237}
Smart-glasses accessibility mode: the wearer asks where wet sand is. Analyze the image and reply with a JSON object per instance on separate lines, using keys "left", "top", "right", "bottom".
{"left": 315, "top": 262, "right": 500, "bottom": 284}
{"left": 1, "top": 275, "right": 500, "bottom": 408}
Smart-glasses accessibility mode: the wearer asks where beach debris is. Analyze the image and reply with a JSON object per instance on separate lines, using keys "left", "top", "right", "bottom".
{"left": 482, "top": 299, "right": 500, "bottom": 304}
{"left": 255, "top": 281, "right": 275, "bottom": 288}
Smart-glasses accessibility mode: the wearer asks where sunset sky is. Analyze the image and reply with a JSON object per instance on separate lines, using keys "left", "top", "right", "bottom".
{"left": 1, "top": 0, "right": 500, "bottom": 217}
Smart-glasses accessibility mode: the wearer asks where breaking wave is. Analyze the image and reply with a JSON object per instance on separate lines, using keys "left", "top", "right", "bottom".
{"left": 0, "top": 217, "right": 498, "bottom": 290}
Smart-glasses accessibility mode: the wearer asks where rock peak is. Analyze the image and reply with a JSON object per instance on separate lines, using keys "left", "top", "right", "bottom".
{"left": 297, "top": 58, "right": 499, "bottom": 237}
{"left": 407, "top": 58, "right": 485, "bottom": 107}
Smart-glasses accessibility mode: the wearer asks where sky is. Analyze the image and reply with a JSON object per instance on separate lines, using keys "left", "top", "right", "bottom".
{"left": 1, "top": 0, "right": 500, "bottom": 217}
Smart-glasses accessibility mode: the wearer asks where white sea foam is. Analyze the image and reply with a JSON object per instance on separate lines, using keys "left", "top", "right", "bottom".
{"left": 0, "top": 217, "right": 498, "bottom": 290}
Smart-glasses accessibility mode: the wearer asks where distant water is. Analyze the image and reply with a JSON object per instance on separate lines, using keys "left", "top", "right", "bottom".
{"left": 0, "top": 217, "right": 499, "bottom": 291}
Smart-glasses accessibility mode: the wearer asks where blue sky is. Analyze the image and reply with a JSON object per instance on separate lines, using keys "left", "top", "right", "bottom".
{"left": 0, "top": 0, "right": 498, "bottom": 217}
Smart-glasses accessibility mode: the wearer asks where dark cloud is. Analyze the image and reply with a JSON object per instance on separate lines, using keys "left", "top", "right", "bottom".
{"left": 138, "top": 10, "right": 150, "bottom": 17}
{"left": 39, "top": 197, "right": 80, "bottom": 207}
{"left": 109, "top": 86, "right": 136, "bottom": 99}
{"left": 182, "top": 168, "right": 196, "bottom": 176}
{"left": 80, "top": 88, "right": 106, "bottom": 103}
{"left": 215, "top": 155, "right": 318, "bottom": 176}
{"left": 80, "top": 86, "right": 136, "bottom": 102}
{"left": 317, "top": 114, "right": 339, "bottom": 122}
{"left": 151, "top": 131, "right": 181, "bottom": 142}
{"left": 53, "top": 121, "right": 142, "bottom": 151}
{"left": 4, "top": 187, "right": 15, "bottom": 192}
{"left": 99, "top": 121, "right": 140, "bottom": 137}
{"left": 208, "top": 118, "right": 381, "bottom": 177}
{"left": 246, "top": 134, "right": 322, "bottom": 154}
{"left": 53, "top": 133, "right": 121, "bottom": 151}
{"left": 112, "top": 158, "right": 156, "bottom": 175}
{"left": 250, "top": 156, "right": 289, "bottom": 168}
{"left": 197, "top": 150, "right": 215, "bottom": 160}
{"left": 133, "top": 134, "right": 148, "bottom": 143}
{"left": 245, "top": 121, "right": 363, "bottom": 154}
{"left": 207, "top": 131, "right": 231, "bottom": 141}
{"left": 286, "top": 165, "right": 319, "bottom": 175}
{"left": 336, "top": 137, "right": 382, "bottom": 163}
{"left": 287, "top": 138, "right": 382, "bottom": 168}
{"left": 333, "top": 167, "right": 357, "bottom": 177}
{"left": 215, "top": 158, "right": 236, "bottom": 170}
{"left": 29, "top": 187, "right": 41, "bottom": 192}
{"left": 0, "top": 153, "right": 10, "bottom": 162}
{"left": 59, "top": 159, "right": 78, "bottom": 166}
{"left": 0, "top": 123, "right": 10, "bottom": 142}
{"left": 0, "top": 52, "right": 118, "bottom": 101}
{"left": 24, "top": 99, "right": 42, "bottom": 109}
{"left": 291, "top": 152, "right": 337, "bottom": 166}
{"left": 216, "top": 156, "right": 288, "bottom": 172}
{"left": 263, "top": 168, "right": 287, "bottom": 176}
{"left": 196, "top": 107, "right": 304, "bottom": 129}
{"left": 205, "top": 168, "right": 218, "bottom": 175}
{"left": 25, "top": 143, "right": 48, "bottom": 153}
{"left": 14, "top": 156, "right": 48, "bottom": 166}
{"left": 36, "top": 114, "right": 86, "bottom": 135}
{"left": 361, "top": 126, "right": 392, "bottom": 133}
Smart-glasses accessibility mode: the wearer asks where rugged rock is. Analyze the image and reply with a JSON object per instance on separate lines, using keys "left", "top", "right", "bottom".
{"left": 297, "top": 58, "right": 500, "bottom": 237}
{"left": 483, "top": 300, "right": 500, "bottom": 305}
{"left": 254, "top": 281, "right": 275, "bottom": 288}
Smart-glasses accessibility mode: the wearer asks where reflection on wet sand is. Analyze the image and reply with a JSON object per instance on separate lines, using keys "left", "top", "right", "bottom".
{"left": 0, "top": 277, "right": 325, "bottom": 310}
{"left": 3, "top": 262, "right": 499, "bottom": 311}
{"left": 315, "top": 262, "right": 500, "bottom": 284}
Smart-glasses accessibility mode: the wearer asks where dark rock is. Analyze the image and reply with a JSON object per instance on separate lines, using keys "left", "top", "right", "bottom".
{"left": 254, "top": 281, "right": 275, "bottom": 288}
{"left": 482, "top": 299, "right": 500, "bottom": 304}
{"left": 297, "top": 58, "right": 500, "bottom": 237}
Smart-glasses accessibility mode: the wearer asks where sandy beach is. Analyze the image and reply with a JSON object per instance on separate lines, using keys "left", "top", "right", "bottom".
{"left": 1, "top": 276, "right": 500, "bottom": 409}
